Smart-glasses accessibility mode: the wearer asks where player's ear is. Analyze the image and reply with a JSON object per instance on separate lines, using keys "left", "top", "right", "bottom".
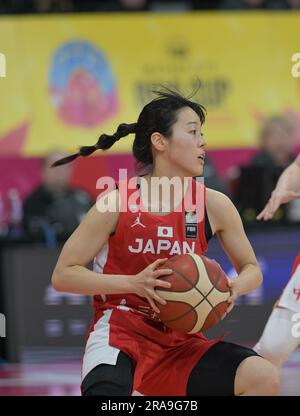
{"left": 150, "top": 132, "right": 167, "bottom": 152}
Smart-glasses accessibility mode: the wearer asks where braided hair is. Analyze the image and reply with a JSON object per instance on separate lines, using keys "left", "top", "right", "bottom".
{"left": 52, "top": 85, "right": 206, "bottom": 168}
{"left": 52, "top": 123, "right": 136, "bottom": 167}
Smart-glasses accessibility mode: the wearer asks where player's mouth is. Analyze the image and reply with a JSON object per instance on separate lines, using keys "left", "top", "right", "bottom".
{"left": 197, "top": 154, "right": 205, "bottom": 161}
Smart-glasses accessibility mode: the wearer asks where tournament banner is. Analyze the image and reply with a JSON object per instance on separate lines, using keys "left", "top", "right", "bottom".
{"left": 0, "top": 12, "right": 300, "bottom": 156}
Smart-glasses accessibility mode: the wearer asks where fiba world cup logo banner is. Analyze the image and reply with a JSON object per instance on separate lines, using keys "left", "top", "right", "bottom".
{"left": 49, "top": 41, "right": 118, "bottom": 128}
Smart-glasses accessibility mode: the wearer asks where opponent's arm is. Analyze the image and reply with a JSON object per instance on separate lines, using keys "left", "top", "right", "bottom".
{"left": 257, "top": 154, "right": 300, "bottom": 221}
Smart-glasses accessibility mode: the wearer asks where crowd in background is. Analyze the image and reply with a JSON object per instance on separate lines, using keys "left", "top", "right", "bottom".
{"left": 0, "top": 0, "right": 299, "bottom": 14}
{"left": 0, "top": 0, "right": 299, "bottom": 245}
{"left": 0, "top": 111, "right": 297, "bottom": 246}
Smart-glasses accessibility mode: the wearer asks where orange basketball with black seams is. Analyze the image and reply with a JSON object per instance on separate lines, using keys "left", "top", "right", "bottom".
{"left": 156, "top": 253, "right": 230, "bottom": 334}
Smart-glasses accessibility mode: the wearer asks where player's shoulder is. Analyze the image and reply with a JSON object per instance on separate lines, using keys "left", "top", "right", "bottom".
{"left": 80, "top": 188, "right": 120, "bottom": 234}
{"left": 206, "top": 188, "right": 238, "bottom": 230}
{"left": 206, "top": 187, "right": 233, "bottom": 208}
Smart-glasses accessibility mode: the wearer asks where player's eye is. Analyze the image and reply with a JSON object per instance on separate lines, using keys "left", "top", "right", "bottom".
{"left": 190, "top": 130, "right": 204, "bottom": 137}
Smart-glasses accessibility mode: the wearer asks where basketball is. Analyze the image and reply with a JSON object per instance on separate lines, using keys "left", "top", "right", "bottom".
{"left": 156, "top": 253, "right": 230, "bottom": 334}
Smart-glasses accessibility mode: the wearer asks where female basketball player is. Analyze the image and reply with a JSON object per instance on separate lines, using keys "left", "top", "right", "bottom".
{"left": 254, "top": 154, "right": 300, "bottom": 367}
{"left": 51, "top": 89, "right": 279, "bottom": 396}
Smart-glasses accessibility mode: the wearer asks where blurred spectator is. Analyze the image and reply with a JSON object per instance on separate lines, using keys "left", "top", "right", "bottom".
{"left": 203, "top": 158, "right": 230, "bottom": 196}
{"left": 250, "top": 115, "right": 295, "bottom": 169}
{"left": 286, "top": 0, "right": 300, "bottom": 8}
{"left": 150, "top": 0, "right": 192, "bottom": 11}
{"left": 23, "top": 151, "right": 93, "bottom": 243}
{"left": 219, "top": 0, "right": 287, "bottom": 9}
{"left": 234, "top": 116, "right": 296, "bottom": 226}
{"left": 119, "top": 0, "right": 148, "bottom": 10}
{"left": 70, "top": 0, "right": 149, "bottom": 12}
{"left": 0, "top": 0, "right": 73, "bottom": 13}
{"left": 32, "top": 0, "right": 73, "bottom": 13}
{"left": 1, "top": 0, "right": 298, "bottom": 13}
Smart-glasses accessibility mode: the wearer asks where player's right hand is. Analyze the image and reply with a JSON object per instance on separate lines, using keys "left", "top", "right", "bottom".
{"left": 257, "top": 190, "right": 300, "bottom": 221}
{"left": 133, "top": 258, "right": 172, "bottom": 314}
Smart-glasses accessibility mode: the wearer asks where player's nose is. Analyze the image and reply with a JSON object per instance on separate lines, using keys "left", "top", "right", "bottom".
{"left": 197, "top": 134, "right": 206, "bottom": 149}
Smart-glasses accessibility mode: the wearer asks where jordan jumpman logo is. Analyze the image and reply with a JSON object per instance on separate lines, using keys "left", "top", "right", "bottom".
{"left": 131, "top": 213, "right": 146, "bottom": 228}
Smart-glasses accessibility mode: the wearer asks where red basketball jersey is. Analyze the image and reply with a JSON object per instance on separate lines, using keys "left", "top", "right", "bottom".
{"left": 92, "top": 176, "right": 208, "bottom": 322}
{"left": 82, "top": 177, "right": 222, "bottom": 395}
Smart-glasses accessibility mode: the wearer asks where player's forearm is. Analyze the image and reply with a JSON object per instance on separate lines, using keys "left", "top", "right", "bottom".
{"left": 234, "top": 263, "right": 263, "bottom": 296}
{"left": 274, "top": 159, "right": 300, "bottom": 194}
{"left": 52, "top": 265, "right": 134, "bottom": 295}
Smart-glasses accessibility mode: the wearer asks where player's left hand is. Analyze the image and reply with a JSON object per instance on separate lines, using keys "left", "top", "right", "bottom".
{"left": 221, "top": 277, "right": 238, "bottom": 319}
